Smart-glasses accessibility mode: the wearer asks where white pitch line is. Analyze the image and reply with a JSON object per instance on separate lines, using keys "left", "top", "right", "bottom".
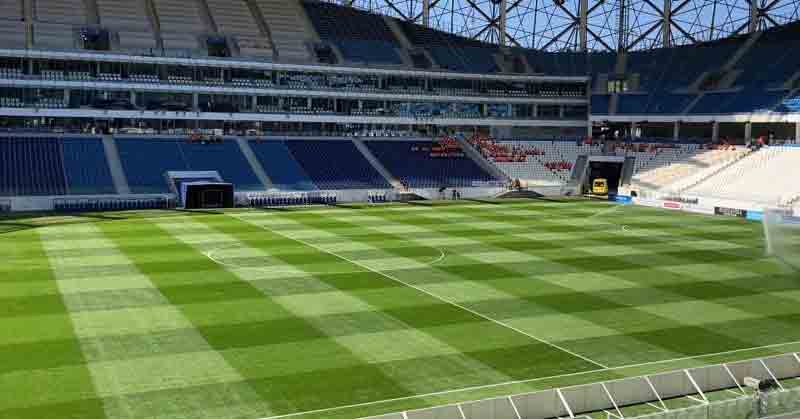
{"left": 230, "top": 213, "right": 609, "bottom": 370}
{"left": 252, "top": 341, "right": 800, "bottom": 419}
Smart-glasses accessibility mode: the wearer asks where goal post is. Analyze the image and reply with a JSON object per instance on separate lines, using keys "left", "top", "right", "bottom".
{"left": 763, "top": 208, "right": 800, "bottom": 271}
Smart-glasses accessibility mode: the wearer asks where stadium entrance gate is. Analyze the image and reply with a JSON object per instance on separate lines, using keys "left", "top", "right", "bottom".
{"left": 582, "top": 156, "right": 625, "bottom": 196}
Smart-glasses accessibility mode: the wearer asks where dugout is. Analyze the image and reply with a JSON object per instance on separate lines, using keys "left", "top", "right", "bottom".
{"left": 182, "top": 182, "right": 234, "bottom": 209}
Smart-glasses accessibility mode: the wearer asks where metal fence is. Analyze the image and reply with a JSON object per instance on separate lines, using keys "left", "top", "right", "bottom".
{"left": 364, "top": 353, "right": 800, "bottom": 419}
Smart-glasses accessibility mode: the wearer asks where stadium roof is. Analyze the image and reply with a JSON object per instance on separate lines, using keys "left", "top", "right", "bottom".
{"left": 325, "top": 0, "right": 800, "bottom": 51}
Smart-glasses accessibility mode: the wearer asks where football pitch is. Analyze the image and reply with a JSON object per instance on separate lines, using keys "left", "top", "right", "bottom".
{"left": 2, "top": 198, "right": 800, "bottom": 419}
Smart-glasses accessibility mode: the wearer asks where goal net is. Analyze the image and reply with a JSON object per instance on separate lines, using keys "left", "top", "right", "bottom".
{"left": 763, "top": 208, "right": 800, "bottom": 271}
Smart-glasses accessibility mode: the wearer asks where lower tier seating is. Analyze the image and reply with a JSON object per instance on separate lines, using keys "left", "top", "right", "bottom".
{"left": 285, "top": 140, "right": 391, "bottom": 190}
{"left": 0, "top": 137, "right": 115, "bottom": 196}
{"left": 366, "top": 140, "right": 497, "bottom": 188}
{"left": 117, "top": 138, "right": 262, "bottom": 193}
{"left": 684, "top": 146, "right": 800, "bottom": 205}
{"left": 248, "top": 140, "right": 317, "bottom": 191}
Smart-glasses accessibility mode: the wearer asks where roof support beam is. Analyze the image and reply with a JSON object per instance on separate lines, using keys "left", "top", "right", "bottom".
{"left": 579, "top": 0, "right": 588, "bottom": 51}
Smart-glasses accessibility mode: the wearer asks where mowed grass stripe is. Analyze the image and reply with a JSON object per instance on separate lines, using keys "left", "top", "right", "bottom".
{"left": 364, "top": 202, "right": 800, "bottom": 362}
{"left": 442, "top": 202, "right": 800, "bottom": 346}
{"left": 263, "top": 207, "right": 685, "bottom": 368}
{"left": 40, "top": 222, "right": 274, "bottom": 419}
{"left": 151, "top": 215, "right": 436, "bottom": 414}
{"left": 0, "top": 228, "right": 105, "bottom": 419}
{"left": 234, "top": 210, "right": 605, "bottom": 376}
{"left": 160, "top": 215, "right": 561, "bottom": 400}
{"left": 290, "top": 203, "right": 774, "bottom": 367}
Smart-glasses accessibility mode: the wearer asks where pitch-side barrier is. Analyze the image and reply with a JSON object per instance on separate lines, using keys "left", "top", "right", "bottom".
{"left": 363, "top": 353, "right": 800, "bottom": 419}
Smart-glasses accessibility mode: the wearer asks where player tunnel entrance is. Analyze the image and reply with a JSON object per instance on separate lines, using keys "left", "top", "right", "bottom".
{"left": 583, "top": 157, "right": 625, "bottom": 196}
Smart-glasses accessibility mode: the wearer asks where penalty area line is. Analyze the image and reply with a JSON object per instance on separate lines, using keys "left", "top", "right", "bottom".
{"left": 254, "top": 338, "right": 800, "bottom": 419}
{"left": 229, "top": 213, "right": 609, "bottom": 370}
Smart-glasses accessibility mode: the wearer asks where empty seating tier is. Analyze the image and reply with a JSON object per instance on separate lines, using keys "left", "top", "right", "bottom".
{"left": 0, "top": 137, "right": 68, "bottom": 196}
{"left": 254, "top": 0, "right": 313, "bottom": 62}
{"left": 61, "top": 137, "right": 116, "bottom": 195}
{"left": 248, "top": 140, "right": 317, "bottom": 191}
{"left": 205, "top": 0, "right": 272, "bottom": 57}
{"left": 152, "top": 0, "right": 206, "bottom": 53}
{"left": 285, "top": 140, "right": 390, "bottom": 190}
{"left": 116, "top": 138, "right": 262, "bottom": 193}
{"left": 303, "top": 1, "right": 403, "bottom": 65}
{"left": 97, "top": 0, "right": 157, "bottom": 51}
{"left": 684, "top": 146, "right": 800, "bottom": 205}
{"left": 0, "top": 137, "right": 114, "bottom": 196}
{"left": 0, "top": 0, "right": 25, "bottom": 48}
{"left": 34, "top": 0, "right": 88, "bottom": 49}
{"left": 366, "top": 140, "right": 497, "bottom": 188}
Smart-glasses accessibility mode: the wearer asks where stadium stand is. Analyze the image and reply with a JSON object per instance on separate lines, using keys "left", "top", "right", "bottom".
{"left": 0, "top": 137, "right": 67, "bottom": 196}
{"left": 205, "top": 0, "right": 272, "bottom": 57}
{"left": 116, "top": 138, "right": 262, "bottom": 193}
{"left": 96, "top": 0, "right": 157, "bottom": 51}
{"left": 248, "top": 140, "right": 317, "bottom": 190}
{"left": 285, "top": 140, "right": 391, "bottom": 189}
{"left": 470, "top": 137, "right": 598, "bottom": 186}
{"left": 683, "top": 145, "right": 800, "bottom": 205}
{"left": 0, "top": 0, "right": 26, "bottom": 48}
{"left": 61, "top": 137, "right": 116, "bottom": 195}
{"left": 254, "top": 0, "right": 313, "bottom": 62}
{"left": 367, "top": 139, "right": 498, "bottom": 188}
{"left": 630, "top": 145, "right": 750, "bottom": 192}
{"left": 398, "top": 20, "right": 500, "bottom": 73}
{"left": 34, "top": 0, "right": 87, "bottom": 49}
{"left": 152, "top": 0, "right": 209, "bottom": 55}
{"left": 303, "top": 1, "right": 403, "bottom": 65}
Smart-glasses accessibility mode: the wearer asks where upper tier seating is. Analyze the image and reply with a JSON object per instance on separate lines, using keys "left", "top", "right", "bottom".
{"left": 248, "top": 140, "right": 317, "bottom": 190}
{"left": 285, "top": 140, "right": 391, "bottom": 189}
{"left": 627, "top": 38, "right": 742, "bottom": 91}
{"left": 34, "top": 0, "right": 87, "bottom": 49}
{"left": 616, "top": 93, "right": 695, "bottom": 115}
{"left": 205, "top": 0, "right": 272, "bottom": 57}
{"left": 684, "top": 146, "right": 800, "bottom": 205}
{"left": 61, "top": 137, "right": 116, "bottom": 195}
{"left": 591, "top": 95, "right": 610, "bottom": 115}
{"left": 733, "top": 22, "right": 800, "bottom": 88}
{"left": 254, "top": 0, "right": 312, "bottom": 62}
{"left": 116, "top": 138, "right": 262, "bottom": 193}
{"left": 689, "top": 90, "right": 788, "bottom": 114}
{"left": 0, "top": 0, "right": 25, "bottom": 48}
{"left": 303, "top": 1, "right": 402, "bottom": 65}
{"left": 527, "top": 51, "right": 588, "bottom": 76}
{"left": 366, "top": 140, "right": 497, "bottom": 188}
{"left": 97, "top": 0, "right": 157, "bottom": 51}
{"left": 399, "top": 21, "right": 500, "bottom": 73}
{"left": 152, "top": 0, "right": 206, "bottom": 53}
{"left": 0, "top": 137, "right": 67, "bottom": 196}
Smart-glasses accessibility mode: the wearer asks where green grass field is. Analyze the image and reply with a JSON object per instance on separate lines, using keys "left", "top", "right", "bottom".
{"left": 2, "top": 198, "right": 799, "bottom": 419}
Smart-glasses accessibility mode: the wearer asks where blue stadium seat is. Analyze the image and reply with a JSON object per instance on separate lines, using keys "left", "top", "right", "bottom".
{"left": 62, "top": 137, "right": 116, "bottom": 195}
{"left": 285, "top": 141, "right": 391, "bottom": 190}
{"left": 366, "top": 140, "right": 497, "bottom": 188}
{"left": 248, "top": 140, "right": 317, "bottom": 191}
{"left": 0, "top": 137, "right": 67, "bottom": 196}
{"left": 117, "top": 138, "right": 262, "bottom": 193}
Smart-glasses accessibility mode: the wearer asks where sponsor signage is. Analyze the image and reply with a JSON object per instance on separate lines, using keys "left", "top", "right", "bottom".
{"left": 662, "top": 201, "right": 682, "bottom": 210}
{"left": 715, "top": 206, "right": 748, "bottom": 218}
{"left": 615, "top": 195, "right": 632, "bottom": 204}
